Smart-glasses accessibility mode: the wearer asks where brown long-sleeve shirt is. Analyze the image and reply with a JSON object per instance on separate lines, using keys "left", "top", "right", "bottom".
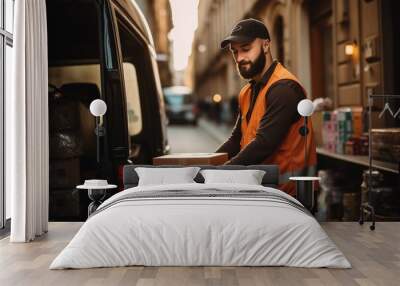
{"left": 216, "top": 61, "right": 306, "bottom": 165}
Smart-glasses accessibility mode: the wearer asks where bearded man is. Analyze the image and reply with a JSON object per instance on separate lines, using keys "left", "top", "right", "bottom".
{"left": 216, "top": 18, "right": 317, "bottom": 196}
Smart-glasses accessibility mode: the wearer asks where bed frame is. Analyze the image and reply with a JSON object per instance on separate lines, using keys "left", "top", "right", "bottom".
{"left": 123, "top": 164, "right": 279, "bottom": 189}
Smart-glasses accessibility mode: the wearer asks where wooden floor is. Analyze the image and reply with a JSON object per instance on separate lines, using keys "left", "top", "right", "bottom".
{"left": 0, "top": 222, "right": 399, "bottom": 286}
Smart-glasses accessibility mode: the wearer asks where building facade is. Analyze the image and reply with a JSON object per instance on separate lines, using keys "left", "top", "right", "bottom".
{"left": 192, "top": 0, "right": 400, "bottom": 220}
{"left": 192, "top": 0, "right": 399, "bottom": 116}
{"left": 136, "top": 0, "right": 174, "bottom": 87}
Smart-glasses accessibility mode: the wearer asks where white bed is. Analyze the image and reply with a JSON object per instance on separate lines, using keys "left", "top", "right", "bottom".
{"left": 50, "top": 182, "right": 351, "bottom": 269}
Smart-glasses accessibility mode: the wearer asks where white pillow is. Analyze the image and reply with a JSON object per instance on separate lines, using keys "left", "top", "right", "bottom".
{"left": 135, "top": 167, "right": 201, "bottom": 186}
{"left": 200, "top": 169, "right": 266, "bottom": 185}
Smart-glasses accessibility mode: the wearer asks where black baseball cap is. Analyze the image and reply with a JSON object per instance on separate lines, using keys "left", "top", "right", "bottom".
{"left": 220, "top": 18, "right": 270, "bottom": 49}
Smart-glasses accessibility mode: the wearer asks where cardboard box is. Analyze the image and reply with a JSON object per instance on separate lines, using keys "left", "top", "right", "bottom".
{"left": 49, "top": 99, "right": 80, "bottom": 132}
{"left": 311, "top": 111, "right": 323, "bottom": 147}
{"left": 49, "top": 188, "right": 82, "bottom": 220}
{"left": 153, "top": 153, "right": 228, "bottom": 166}
{"left": 49, "top": 158, "right": 81, "bottom": 188}
{"left": 371, "top": 128, "right": 400, "bottom": 163}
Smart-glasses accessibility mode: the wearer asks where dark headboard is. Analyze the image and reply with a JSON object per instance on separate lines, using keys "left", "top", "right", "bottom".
{"left": 123, "top": 164, "right": 279, "bottom": 189}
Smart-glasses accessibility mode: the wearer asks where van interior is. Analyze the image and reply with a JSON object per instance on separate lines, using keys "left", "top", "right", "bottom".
{"left": 47, "top": 0, "right": 103, "bottom": 221}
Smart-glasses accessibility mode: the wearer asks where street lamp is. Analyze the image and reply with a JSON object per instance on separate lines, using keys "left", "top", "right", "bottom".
{"left": 90, "top": 99, "right": 107, "bottom": 164}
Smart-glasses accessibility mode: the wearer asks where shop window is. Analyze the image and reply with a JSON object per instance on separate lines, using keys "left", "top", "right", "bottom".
{"left": 1, "top": 0, "right": 15, "bottom": 231}
{"left": 5, "top": 0, "right": 14, "bottom": 33}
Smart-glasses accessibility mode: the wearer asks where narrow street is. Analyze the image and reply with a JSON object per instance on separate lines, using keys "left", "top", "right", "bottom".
{"left": 167, "top": 123, "right": 222, "bottom": 153}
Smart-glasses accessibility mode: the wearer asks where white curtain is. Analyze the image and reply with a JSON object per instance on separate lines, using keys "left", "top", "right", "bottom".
{"left": 7, "top": 0, "right": 49, "bottom": 242}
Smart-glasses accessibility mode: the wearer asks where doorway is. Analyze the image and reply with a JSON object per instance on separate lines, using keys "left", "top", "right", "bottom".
{"left": 273, "top": 16, "right": 285, "bottom": 64}
{"left": 309, "top": 0, "right": 333, "bottom": 100}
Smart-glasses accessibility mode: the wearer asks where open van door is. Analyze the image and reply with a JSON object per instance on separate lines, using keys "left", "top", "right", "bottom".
{"left": 107, "top": 0, "right": 170, "bottom": 181}
{"left": 105, "top": 0, "right": 171, "bottom": 159}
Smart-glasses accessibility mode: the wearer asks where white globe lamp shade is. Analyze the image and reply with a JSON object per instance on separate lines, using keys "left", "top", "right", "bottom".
{"left": 297, "top": 99, "right": 314, "bottom": 117}
{"left": 90, "top": 99, "right": 107, "bottom": 117}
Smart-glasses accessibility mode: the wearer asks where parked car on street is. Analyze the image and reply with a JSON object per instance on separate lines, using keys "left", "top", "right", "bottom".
{"left": 163, "top": 86, "right": 199, "bottom": 125}
{"left": 46, "top": 0, "right": 169, "bottom": 221}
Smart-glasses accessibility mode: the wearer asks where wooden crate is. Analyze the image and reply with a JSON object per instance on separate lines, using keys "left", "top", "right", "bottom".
{"left": 372, "top": 128, "right": 400, "bottom": 163}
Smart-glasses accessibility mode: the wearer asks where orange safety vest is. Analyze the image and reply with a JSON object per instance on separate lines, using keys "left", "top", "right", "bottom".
{"left": 239, "top": 62, "right": 317, "bottom": 196}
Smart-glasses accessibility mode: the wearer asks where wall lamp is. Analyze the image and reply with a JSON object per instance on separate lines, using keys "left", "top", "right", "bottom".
{"left": 90, "top": 99, "right": 107, "bottom": 164}
{"left": 345, "top": 40, "right": 360, "bottom": 77}
{"left": 345, "top": 40, "right": 358, "bottom": 57}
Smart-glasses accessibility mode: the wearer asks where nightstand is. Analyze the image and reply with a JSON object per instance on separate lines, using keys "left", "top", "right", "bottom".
{"left": 289, "top": 176, "right": 321, "bottom": 213}
{"left": 76, "top": 180, "right": 117, "bottom": 216}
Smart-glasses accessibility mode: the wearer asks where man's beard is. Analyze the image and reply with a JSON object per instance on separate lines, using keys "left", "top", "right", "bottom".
{"left": 236, "top": 49, "right": 266, "bottom": 79}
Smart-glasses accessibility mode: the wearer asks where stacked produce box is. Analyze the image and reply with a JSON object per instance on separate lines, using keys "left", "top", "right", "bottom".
{"left": 321, "top": 111, "right": 336, "bottom": 152}
{"left": 371, "top": 128, "right": 400, "bottom": 163}
{"left": 313, "top": 99, "right": 399, "bottom": 220}
{"left": 316, "top": 170, "right": 361, "bottom": 221}
{"left": 320, "top": 107, "right": 368, "bottom": 155}
{"left": 49, "top": 95, "right": 84, "bottom": 221}
{"left": 336, "top": 108, "right": 353, "bottom": 154}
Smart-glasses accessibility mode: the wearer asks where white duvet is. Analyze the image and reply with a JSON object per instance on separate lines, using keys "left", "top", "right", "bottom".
{"left": 50, "top": 183, "right": 351, "bottom": 269}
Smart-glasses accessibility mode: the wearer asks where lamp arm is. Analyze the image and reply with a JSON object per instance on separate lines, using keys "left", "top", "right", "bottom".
{"left": 304, "top": 116, "right": 308, "bottom": 174}
{"left": 96, "top": 116, "right": 100, "bottom": 164}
